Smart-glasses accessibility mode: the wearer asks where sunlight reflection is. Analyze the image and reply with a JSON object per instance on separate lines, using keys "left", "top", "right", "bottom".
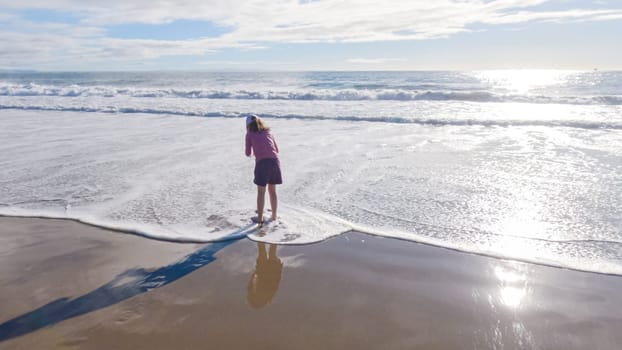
{"left": 491, "top": 162, "right": 551, "bottom": 255}
{"left": 493, "top": 211, "right": 546, "bottom": 262}
{"left": 496, "top": 215, "right": 547, "bottom": 244}
{"left": 494, "top": 102, "right": 560, "bottom": 122}
{"left": 475, "top": 70, "right": 575, "bottom": 94}
{"left": 494, "top": 264, "right": 529, "bottom": 309}
{"left": 500, "top": 286, "right": 526, "bottom": 309}
{"left": 494, "top": 265, "right": 524, "bottom": 284}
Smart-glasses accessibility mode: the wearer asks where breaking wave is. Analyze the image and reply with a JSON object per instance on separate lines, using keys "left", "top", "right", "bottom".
{"left": 1, "top": 103, "right": 621, "bottom": 130}
{"left": 1, "top": 82, "right": 621, "bottom": 105}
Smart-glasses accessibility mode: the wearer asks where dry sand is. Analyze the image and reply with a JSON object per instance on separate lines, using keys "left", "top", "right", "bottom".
{"left": 1, "top": 216, "right": 621, "bottom": 349}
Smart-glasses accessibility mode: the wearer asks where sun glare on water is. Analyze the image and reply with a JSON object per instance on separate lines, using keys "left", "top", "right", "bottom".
{"left": 494, "top": 265, "right": 529, "bottom": 309}
{"left": 475, "top": 70, "right": 576, "bottom": 94}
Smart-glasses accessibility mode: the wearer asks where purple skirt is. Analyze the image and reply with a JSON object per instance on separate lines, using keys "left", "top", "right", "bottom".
{"left": 254, "top": 158, "right": 283, "bottom": 186}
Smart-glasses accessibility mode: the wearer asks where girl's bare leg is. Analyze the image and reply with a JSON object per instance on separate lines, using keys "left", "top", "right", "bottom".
{"left": 256, "top": 186, "right": 266, "bottom": 222}
{"left": 268, "top": 184, "right": 277, "bottom": 220}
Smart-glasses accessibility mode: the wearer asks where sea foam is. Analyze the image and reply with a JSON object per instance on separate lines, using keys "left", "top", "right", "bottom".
{"left": 1, "top": 71, "right": 622, "bottom": 275}
{"left": 1, "top": 81, "right": 621, "bottom": 105}
{"left": 1, "top": 109, "right": 621, "bottom": 275}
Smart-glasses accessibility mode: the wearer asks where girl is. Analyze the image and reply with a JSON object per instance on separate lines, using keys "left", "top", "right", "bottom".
{"left": 245, "top": 115, "right": 282, "bottom": 224}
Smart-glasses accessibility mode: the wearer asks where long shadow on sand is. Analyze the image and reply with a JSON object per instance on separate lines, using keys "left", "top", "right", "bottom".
{"left": 0, "top": 227, "right": 251, "bottom": 342}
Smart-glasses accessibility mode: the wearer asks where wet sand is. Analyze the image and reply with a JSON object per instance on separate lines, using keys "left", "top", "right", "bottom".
{"left": 1, "top": 216, "right": 621, "bottom": 349}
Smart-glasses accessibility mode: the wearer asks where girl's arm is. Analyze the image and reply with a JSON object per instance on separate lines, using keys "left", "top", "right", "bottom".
{"left": 245, "top": 133, "right": 252, "bottom": 157}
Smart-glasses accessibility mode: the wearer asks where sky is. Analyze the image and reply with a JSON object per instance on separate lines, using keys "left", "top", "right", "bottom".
{"left": 0, "top": 0, "right": 621, "bottom": 71}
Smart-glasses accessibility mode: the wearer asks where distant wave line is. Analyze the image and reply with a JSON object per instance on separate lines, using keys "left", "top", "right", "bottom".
{"left": 1, "top": 104, "right": 621, "bottom": 130}
{"left": 1, "top": 83, "right": 621, "bottom": 105}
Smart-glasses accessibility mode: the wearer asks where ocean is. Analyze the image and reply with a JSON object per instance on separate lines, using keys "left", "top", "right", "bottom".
{"left": 1, "top": 70, "right": 621, "bottom": 275}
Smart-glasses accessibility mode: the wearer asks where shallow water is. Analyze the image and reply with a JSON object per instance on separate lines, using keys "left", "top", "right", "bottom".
{"left": 1, "top": 71, "right": 621, "bottom": 274}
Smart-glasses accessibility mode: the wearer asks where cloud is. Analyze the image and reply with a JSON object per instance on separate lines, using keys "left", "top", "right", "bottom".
{"left": 0, "top": 0, "right": 621, "bottom": 68}
{"left": 485, "top": 8, "right": 622, "bottom": 24}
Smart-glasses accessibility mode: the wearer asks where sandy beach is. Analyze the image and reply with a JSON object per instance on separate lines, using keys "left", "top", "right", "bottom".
{"left": 1, "top": 216, "right": 621, "bottom": 349}
{"left": 2, "top": 1, "right": 621, "bottom": 348}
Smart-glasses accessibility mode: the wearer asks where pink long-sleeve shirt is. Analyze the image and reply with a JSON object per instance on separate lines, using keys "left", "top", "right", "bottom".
{"left": 245, "top": 131, "right": 279, "bottom": 160}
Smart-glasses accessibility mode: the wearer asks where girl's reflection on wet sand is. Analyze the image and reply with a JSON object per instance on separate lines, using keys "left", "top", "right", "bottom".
{"left": 247, "top": 243, "right": 283, "bottom": 309}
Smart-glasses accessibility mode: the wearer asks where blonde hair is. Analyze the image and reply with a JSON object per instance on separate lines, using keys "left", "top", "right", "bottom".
{"left": 247, "top": 115, "right": 270, "bottom": 132}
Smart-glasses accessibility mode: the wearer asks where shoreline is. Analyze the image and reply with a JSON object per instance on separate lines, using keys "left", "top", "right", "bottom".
{"left": 3, "top": 213, "right": 619, "bottom": 278}
{"left": 0, "top": 213, "right": 255, "bottom": 244}
{"left": 1, "top": 216, "right": 622, "bottom": 349}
